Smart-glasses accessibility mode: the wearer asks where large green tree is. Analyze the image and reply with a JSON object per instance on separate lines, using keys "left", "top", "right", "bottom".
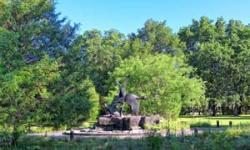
{"left": 179, "top": 17, "right": 250, "bottom": 115}
{"left": 44, "top": 77, "right": 100, "bottom": 128}
{"left": 110, "top": 54, "right": 205, "bottom": 118}
{"left": 0, "top": 56, "right": 60, "bottom": 144}
{"left": 0, "top": 0, "right": 78, "bottom": 67}
{"left": 0, "top": 1, "right": 100, "bottom": 142}
{"left": 135, "top": 19, "right": 185, "bottom": 55}
{"left": 67, "top": 29, "right": 127, "bottom": 113}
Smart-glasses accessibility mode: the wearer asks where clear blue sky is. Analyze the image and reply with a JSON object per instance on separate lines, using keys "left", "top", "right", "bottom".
{"left": 56, "top": 0, "right": 250, "bottom": 34}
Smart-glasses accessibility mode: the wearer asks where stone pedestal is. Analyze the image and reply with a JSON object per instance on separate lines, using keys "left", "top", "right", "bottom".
{"left": 97, "top": 115, "right": 160, "bottom": 131}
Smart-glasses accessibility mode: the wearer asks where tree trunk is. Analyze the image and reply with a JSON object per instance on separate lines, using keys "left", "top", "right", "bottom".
{"left": 238, "top": 95, "right": 244, "bottom": 115}
{"left": 212, "top": 104, "right": 217, "bottom": 116}
{"left": 99, "top": 95, "right": 106, "bottom": 115}
{"left": 11, "top": 125, "right": 19, "bottom": 146}
{"left": 238, "top": 105, "right": 242, "bottom": 115}
{"left": 233, "top": 104, "right": 239, "bottom": 116}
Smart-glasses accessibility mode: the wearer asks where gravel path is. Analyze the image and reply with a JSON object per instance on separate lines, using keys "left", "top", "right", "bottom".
{"left": 28, "top": 128, "right": 225, "bottom": 139}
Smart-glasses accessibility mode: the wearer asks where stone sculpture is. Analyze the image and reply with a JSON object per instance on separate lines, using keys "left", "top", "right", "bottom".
{"left": 107, "top": 80, "right": 146, "bottom": 116}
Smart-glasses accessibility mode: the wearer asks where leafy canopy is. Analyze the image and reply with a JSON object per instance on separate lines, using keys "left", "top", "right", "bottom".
{"left": 110, "top": 54, "right": 205, "bottom": 118}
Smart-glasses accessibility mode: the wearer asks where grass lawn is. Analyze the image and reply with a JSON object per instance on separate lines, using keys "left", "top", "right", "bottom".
{"left": 147, "top": 115, "right": 250, "bottom": 131}
{"left": 179, "top": 115, "right": 250, "bottom": 128}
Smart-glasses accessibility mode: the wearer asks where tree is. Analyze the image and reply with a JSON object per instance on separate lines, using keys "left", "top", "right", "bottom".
{"left": 110, "top": 54, "right": 205, "bottom": 119}
{"left": 0, "top": 56, "right": 60, "bottom": 144}
{"left": 67, "top": 29, "right": 126, "bottom": 113}
{"left": 189, "top": 42, "right": 234, "bottom": 115}
{"left": 43, "top": 77, "right": 100, "bottom": 128}
{"left": 0, "top": 27, "right": 22, "bottom": 71}
{"left": 0, "top": 0, "right": 78, "bottom": 63}
{"left": 136, "top": 19, "right": 184, "bottom": 55}
{"left": 225, "top": 20, "right": 250, "bottom": 115}
{"left": 178, "top": 17, "right": 216, "bottom": 51}
{"left": 179, "top": 17, "right": 250, "bottom": 115}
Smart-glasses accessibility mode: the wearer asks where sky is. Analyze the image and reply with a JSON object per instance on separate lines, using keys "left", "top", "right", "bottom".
{"left": 56, "top": 0, "right": 250, "bottom": 34}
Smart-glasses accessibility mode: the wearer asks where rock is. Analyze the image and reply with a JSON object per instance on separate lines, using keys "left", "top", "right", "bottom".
{"left": 123, "top": 117, "right": 131, "bottom": 130}
{"left": 98, "top": 116, "right": 113, "bottom": 126}
{"left": 128, "top": 116, "right": 142, "bottom": 130}
{"left": 140, "top": 115, "right": 160, "bottom": 129}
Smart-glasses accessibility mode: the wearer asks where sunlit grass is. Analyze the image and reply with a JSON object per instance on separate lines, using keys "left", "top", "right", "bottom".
{"left": 147, "top": 115, "right": 250, "bottom": 131}
{"left": 179, "top": 115, "right": 250, "bottom": 128}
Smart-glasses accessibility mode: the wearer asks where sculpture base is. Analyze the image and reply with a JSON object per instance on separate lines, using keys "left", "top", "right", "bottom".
{"left": 63, "top": 115, "right": 161, "bottom": 138}
{"left": 97, "top": 115, "right": 160, "bottom": 131}
{"left": 64, "top": 129, "right": 160, "bottom": 138}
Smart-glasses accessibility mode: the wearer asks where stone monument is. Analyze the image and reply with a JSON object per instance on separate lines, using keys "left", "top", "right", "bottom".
{"left": 97, "top": 80, "right": 160, "bottom": 131}
{"left": 64, "top": 79, "right": 161, "bottom": 137}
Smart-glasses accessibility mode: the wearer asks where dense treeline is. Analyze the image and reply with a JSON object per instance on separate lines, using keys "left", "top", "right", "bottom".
{"left": 179, "top": 17, "right": 250, "bottom": 116}
{"left": 0, "top": 0, "right": 249, "bottom": 143}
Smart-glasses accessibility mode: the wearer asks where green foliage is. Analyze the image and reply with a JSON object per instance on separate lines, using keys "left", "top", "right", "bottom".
{"left": 0, "top": 27, "right": 22, "bottom": 70}
{"left": 0, "top": 0, "right": 97, "bottom": 143}
{"left": 68, "top": 29, "right": 125, "bottom": 96}
{"left": 110, "top": 54, "right": 205, "bottom": 118}
{"left": 44, "top": 78, "right": 100, "bottom": 127}
{"left": 137, "top": 19, "right": 185, "bottom": 55}
{"left": 146, "top": 136, "right": 163, "bottom": 150}
{"left": 0, "top": 0, "right": 250, "bottom": 143}
{"left": 0, "top": 56, "right": 60, "bottom": 143}
{"left": 179, "top": 17, "right": 250, "bottom": 115}
{"left": 0, "top": 0, "right": 78, "bottom": 60}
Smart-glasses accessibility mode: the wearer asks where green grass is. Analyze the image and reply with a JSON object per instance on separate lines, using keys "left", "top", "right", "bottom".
{"left": 1, "top": 129, "right": 250, "bottom": 150}
{"left": 146, "top": 115, "right": 250, "bottom": 131}
{"left": 179, "top": 115, "right": 250, "bottom": 128}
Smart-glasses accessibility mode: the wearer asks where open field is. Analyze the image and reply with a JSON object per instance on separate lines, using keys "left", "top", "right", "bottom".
{"left": 146, "top": 115, "right": 250, "bottom": 132}
{"left": 179, "top": 115, "right": 250, "bottom": 128}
